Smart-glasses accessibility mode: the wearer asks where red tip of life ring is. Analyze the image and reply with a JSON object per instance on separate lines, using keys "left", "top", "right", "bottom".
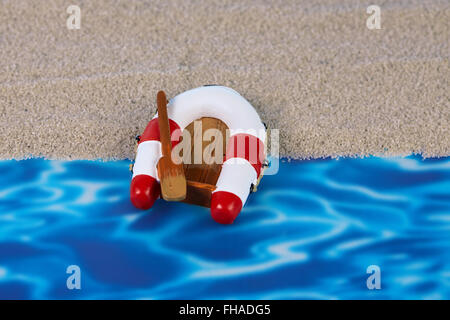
{"left": 130, "top": 175, "right": 160, "bottom": 210}
{"left": 210, "top": 191, "right": 243, "bottom": 224}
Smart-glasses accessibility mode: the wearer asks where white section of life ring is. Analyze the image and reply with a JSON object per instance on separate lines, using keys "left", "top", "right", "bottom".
{"left": 153, "top": 86, "right": 266, "bottom": 144}
{"left": 132, "top": 140, "right": 161, "bottom": 180}
{"left": 213, "top": 158, "right": 257, "bottom": 205}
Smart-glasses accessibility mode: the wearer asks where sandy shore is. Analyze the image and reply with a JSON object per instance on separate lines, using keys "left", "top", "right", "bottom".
{"left": 0, "top": 0, "right": 448, "bottom": 159}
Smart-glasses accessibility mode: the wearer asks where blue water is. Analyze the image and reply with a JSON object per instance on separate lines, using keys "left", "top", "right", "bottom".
{"left": 0, "top": 156, "right": 449, "bottom": 299}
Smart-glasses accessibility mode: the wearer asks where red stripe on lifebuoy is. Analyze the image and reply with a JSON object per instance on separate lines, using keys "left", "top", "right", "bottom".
{"left": 224, "top": 134, "right": 265, "bottom": 177}
{"left": 130, "top": 174, "right": 160, "bottom": 210}
{"left": 210, "top": 191, "right": 243, "bottom": 224}
{"left": 139, "top": 118, "right": 182, "bottom": 148}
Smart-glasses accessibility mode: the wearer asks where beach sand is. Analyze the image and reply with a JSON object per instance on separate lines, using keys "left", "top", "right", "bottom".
{"left": 0, "top": 0, "right": 448, "bottom": 159}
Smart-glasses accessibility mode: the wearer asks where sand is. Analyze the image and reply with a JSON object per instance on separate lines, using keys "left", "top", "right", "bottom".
{"left": 0, "top": 0, "right": 448, "bottom": 160}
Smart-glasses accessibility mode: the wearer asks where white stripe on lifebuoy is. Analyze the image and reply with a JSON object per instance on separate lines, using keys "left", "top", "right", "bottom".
{"left": 132, "top": 140, "right": 161, "bottom": 180}
{"left": 154, "top": 86, "right": 266, "bottom": 143}
{"left": 213, "top": 158, "right": 257, "bottom": 205}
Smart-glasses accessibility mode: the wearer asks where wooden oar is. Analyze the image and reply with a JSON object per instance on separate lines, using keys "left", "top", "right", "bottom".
{"left": 156, "top": 90, "right": 187, "bottom": 201}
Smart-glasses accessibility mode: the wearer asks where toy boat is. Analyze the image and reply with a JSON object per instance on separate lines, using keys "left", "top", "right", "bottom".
{"left": 130, "top": 85, "right": 267, "bottom": 224}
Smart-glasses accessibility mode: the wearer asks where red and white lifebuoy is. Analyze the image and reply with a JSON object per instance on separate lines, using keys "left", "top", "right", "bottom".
{"left": 130, "top": 86, "right": 266, "bottom": 224}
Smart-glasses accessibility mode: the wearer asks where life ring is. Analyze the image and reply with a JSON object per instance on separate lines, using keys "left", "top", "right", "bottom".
{"left": 130, "top": 85, "right": 266, "bottom": 224}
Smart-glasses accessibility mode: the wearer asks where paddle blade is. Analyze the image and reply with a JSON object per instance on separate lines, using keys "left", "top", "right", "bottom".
{"left": 157, "top": 156, "right": 187, "bottom": 201}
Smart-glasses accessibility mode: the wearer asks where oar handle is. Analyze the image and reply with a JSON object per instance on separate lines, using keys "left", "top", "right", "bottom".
{"left": 156, "top": 91, "right": 172, "bottom": 158}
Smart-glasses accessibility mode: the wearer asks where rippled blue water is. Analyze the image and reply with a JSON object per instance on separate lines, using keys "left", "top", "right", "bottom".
{"left": 0, "top": 156, "right": 449, "bottom": 299}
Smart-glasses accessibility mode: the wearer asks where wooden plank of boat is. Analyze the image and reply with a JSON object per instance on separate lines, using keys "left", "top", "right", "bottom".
{"left": 182, "top": 117, "right": 228, "bottom": 207}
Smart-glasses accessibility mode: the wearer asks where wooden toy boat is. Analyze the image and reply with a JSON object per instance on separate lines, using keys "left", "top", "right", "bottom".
{"left": 130, "top": 85, "right": 267, "bottom": 224}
